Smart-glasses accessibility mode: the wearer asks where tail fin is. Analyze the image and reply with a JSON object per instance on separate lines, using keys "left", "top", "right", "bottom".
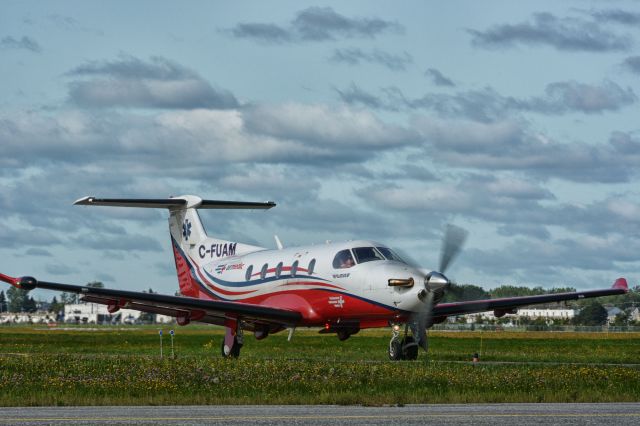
{"left": 74, "top": 195, "right": 275, "bottom": 297}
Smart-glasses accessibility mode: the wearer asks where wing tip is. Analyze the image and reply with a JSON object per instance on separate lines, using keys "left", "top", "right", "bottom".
{"left": 73, "top": 196, "right": 93, "bottom": 205}
{"left": 0, "top": 274, "right": 31, "bottom": 290}
{"left": 613, "top": 277, "right": 628, "bottom": 291}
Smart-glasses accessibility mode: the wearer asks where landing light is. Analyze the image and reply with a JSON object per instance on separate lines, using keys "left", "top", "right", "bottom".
{"left": 392, "top": 324, "right": 401, "bottom": 332}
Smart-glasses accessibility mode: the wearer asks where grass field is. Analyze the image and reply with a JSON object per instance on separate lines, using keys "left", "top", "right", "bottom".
{"left": 1, "top": 325, "right": 639, "bottom": 405}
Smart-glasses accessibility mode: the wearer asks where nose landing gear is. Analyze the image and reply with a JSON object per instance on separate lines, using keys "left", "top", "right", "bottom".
{"left": 388, "top": 324, "right": 419, "bottom": 361}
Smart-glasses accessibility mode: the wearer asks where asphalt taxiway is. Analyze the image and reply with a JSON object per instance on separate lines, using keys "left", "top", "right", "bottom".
{"left": 1, "top": 403, "right": 639, "bottom": 425}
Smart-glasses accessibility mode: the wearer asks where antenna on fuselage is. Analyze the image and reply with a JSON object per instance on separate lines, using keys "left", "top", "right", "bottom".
{"left": 274, "top": 235, "right": 284, "bottom": 250}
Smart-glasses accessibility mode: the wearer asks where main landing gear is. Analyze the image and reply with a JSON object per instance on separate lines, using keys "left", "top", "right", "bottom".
{"left": 388, "top": 324, "right": 419, "bottom": 361}
{"left": 221, "top": 324, "right": 244, "bottom": 358}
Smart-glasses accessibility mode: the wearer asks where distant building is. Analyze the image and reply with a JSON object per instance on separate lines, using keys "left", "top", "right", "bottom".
{"left": 606, "top": 307, "right": 623, "bottom": 324}
{"left": 0, "top": 313, "right": 56, "bottom": 324}
{"left": 517, "top": 308, "right": 575, "bottom": 320}
{"left": 459, "top": 308, "right": 575, "bottom": 324}
{"left": 64, "top": 303, "right": 173, "bottom": 324}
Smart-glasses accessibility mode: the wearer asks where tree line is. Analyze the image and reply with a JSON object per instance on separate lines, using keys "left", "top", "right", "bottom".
{"left": 0, "top": 281, "right": 105, "bottom": 314}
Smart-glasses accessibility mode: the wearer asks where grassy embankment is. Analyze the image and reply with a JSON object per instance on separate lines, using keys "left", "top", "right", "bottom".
{"left": 0, "top": 326, "right": 639, "bottom": 405}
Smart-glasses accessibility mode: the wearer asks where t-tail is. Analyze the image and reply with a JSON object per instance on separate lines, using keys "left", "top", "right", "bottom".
{"left": 74, "top": 195, "right": 275, "bottom": 298}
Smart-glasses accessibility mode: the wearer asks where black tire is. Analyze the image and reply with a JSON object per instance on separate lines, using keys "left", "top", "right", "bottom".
{"left": 337, "top": 330, "right": 351, "bottom": 341}
{"left": 231, "top": 337, "right": 242, "bottom": 357}
{"left": 401, "top": 336, "right": 419, "bottom": 361}
{"left": 221, "top": 336, "right": 242, "bottom": 358}
{"left": 389, "top": 337, "right": 404, "bottom": 361}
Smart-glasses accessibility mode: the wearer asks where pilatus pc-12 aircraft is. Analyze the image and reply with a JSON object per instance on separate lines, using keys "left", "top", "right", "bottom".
{"left": 0, "top": 195, "right": 629, "bottom": 360}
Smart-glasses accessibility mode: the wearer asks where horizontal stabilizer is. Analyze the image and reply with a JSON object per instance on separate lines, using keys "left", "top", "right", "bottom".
{"left": 74, "top": 196, "right": 276, "bottom": 210}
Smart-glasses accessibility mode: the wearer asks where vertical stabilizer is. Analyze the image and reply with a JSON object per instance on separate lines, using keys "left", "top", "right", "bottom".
{"left": 74, "top": 195, "right": 276, "bottom": 298}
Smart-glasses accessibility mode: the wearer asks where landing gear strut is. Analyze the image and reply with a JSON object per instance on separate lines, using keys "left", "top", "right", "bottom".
{"left": 388, "top": 324, "right": 419, "bottom": 361}
{"left": 221, "top": 323, "right": 244, "bottom": 358}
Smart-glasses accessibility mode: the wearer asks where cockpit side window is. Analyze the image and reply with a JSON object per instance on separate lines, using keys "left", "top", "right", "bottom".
{"left": 352, "top": 247, "right": 385, "bottom": 264}
{"left": 376, "top": 247, "right": 406, "bottom": 263}
{"left": 332, "top": 249, "right": 355, "bottom": 269}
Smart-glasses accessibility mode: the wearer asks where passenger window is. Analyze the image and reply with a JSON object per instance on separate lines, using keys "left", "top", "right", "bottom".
{"left": 275, "top": 262, "right": 283, "bottom": 278}
{"left": 260, "top": 263, "right": 268, "bottom": 280}
{"left": 308, "top": 259, "right": 316, "bottom": 275}
{"left": 332, "top": 249, "right": 355, "bottom": 269}
{"left": 352, "top": 247, "right": 385, "bottom": 264}
{"left": 245, "top": 265, "right": 253, "bottom": 281}
{"left": 291, "top": 260, "right": 299, "bottom": 277}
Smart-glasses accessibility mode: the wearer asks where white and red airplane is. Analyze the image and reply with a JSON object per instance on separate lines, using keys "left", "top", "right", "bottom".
{"left": 0, "top": 195, "right": 629, "bottom": 360}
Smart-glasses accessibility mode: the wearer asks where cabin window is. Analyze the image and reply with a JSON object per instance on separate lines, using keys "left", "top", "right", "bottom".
{"left": 352, "top": 247, "right": 385, "bottom": 264}
{"left": 308, "top": 259, "right": 316, "bottom": 275}
{"left": 245, "top": 265, "right": 253, "bottom": 281}
{"left": 275, "top": 262, "right": 283, "bottom": 278}
{"left": 332, "top": 249, "right": 355, "bottom": 269}
{"left": 260, "top": 263, "right": 268, "bottom": 280}
{"left": 291, "top": 260, "right": 299, "bottom": 277}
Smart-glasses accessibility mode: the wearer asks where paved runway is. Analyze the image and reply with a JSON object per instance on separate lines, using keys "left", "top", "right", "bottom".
{"left": 1, "top": 403, "right": 639, "bottom": 425}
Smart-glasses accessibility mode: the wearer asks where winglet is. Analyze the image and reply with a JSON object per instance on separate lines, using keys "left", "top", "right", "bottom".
{"left": 0, "top": 273, "right": 21, "bottom": 288}
{"left": 613, "top": 278, "right": 628, "bottom": 291}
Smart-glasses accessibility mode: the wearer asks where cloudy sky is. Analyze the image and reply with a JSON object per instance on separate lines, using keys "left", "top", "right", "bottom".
{"left": 2, "top": 1, "right": 640, "bottom": 299}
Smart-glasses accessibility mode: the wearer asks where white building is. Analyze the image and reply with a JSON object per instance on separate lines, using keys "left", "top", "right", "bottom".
{"left": 64, "top": 303, "right": 173, "bottom": 324}
{"left": 606, "top": 307, "right": 623, "bottom": 324}
{"left": 0, "top": 313, "right": 56, "bottom": 324}
{"left": 517, "top": 308, "right": 575, "bottom": 319}
{"left": 461, "top": 308, "right": 575, "bottom": 323}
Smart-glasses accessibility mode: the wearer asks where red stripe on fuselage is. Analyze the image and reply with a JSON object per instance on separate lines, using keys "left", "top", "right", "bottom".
{"left": 240, "top": 288, "right": 395, "bottom": 325}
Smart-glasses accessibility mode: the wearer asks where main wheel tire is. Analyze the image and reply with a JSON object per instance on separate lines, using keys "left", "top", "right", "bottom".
{"left": 389, "top": 338, "right": 404, "bottom": 361}
{"left": 221, "top": 336, "right": 242, "bottom": 358}
{"left": 231, "top": 337, "right": 242, "bottom": 357}
{"left": 337, "top": 330, "right": 351, "bottom": 341}
{"left": 401, "top": 336, "right": 419, "bottom": 361}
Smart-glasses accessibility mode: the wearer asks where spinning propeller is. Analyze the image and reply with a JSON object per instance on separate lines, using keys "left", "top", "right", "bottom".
{"left": 411, "top": 224, "right": 468, "bottom": 352}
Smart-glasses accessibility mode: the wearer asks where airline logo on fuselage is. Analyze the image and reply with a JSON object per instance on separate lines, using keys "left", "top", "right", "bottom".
{"left": 215, "top": 262, "right": 244, "bottom": 274}
{"left": 199, "top": 243, "right": 237, "bottom": 259}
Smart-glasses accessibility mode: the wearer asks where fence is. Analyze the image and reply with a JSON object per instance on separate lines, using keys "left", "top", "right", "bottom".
{"left": 431, "top": 323, "right": 640, "bottom": 332}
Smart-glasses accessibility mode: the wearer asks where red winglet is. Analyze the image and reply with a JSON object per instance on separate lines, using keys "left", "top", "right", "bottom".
{"left": 0, "top": 273, "right": 21, "bottom": 288}
{"left": 612, "top": 277, "right": 628, "bottom": 291}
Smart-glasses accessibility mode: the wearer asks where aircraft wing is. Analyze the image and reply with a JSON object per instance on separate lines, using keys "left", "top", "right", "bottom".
{"left": 0, "top": 273, "right": 301, "bottom": 330}
{"left": 432, "top": 278, "right": 629, "bottom": 319}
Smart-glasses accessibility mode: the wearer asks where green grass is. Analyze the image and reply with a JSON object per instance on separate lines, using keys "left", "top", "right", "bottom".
{"left": 0, "top": 326, "right": 639, "bottom": 405}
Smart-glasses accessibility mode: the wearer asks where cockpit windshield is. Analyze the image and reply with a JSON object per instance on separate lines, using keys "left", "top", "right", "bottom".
{"left": 352, "top": 247, "right": 385, "bottom": 264}
{"left": 376, "top": 247, "right": 407, "bottom": 264}
{"left": 333, "top": 246, "right": 409, "bottom": 269}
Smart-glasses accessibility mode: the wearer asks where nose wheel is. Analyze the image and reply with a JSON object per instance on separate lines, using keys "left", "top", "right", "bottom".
{"left": 388, "top": 325, "right": 419, "bottom": 361}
